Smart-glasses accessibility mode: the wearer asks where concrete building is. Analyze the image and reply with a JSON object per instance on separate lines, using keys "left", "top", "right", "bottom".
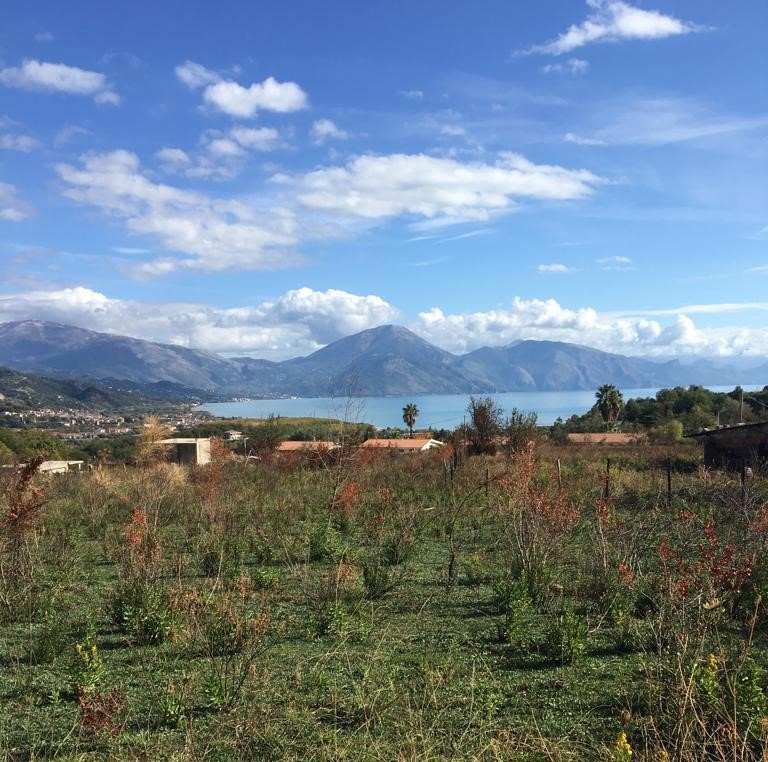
{"left": 223, "top": 430, "right": 243, "bottom": 441}
{"left": 694, "top": 421, "right": 768, "bottom": 469}
{"left": 39, "top": 460, "right": 85, "bottom": 474}
{"left": 159, "top": 438, "right": 212, "bottom": 465}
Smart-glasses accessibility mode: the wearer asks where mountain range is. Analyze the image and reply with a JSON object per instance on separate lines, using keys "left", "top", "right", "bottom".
{"left": 0, "top": 320, "right": 765, "bottom": 398}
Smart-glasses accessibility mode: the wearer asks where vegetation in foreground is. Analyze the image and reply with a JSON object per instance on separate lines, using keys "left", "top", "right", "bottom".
{"left": 1, "top": 431, "right": 767, "bottom": 761}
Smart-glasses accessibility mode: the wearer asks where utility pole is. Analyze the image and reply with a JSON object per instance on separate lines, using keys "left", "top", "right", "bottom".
{"left": 740, "top": 388, "right": 744, "bottom": 423}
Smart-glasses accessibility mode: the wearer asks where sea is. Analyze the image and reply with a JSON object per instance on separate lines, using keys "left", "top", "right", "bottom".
{"left": 196, "top": 385, "right": 757, "bottom": 430}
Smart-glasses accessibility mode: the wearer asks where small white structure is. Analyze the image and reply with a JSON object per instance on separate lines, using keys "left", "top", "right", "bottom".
{"left": 361, "top": 438, "right": 444, "bottom": 453}
{"left": 159, "top": 438, "right": 211, "bottom": 465}
{"left": 39, "top": 460, "right": 84, "bottom": 474}
{"left": 223, "top": 430, "right": 243, "bottom": 441}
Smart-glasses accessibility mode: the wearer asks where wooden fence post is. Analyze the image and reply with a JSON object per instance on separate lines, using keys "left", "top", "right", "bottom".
{"left": 667, "top": 457, "right": 672, "bottom": 505}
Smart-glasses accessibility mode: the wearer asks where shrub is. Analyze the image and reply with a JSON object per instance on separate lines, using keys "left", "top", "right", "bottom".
{"left": 545, "top": 611, "right": 588, "bottom": 664}
{"left": 107, "top": 581, "right": 173, "bottom": 646}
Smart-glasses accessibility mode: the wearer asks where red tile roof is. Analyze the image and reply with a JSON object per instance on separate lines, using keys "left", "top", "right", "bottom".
{"left": 360, "top": 438, "right": 442, "bottom": 450}
{"left": 276, "top": 440, "right": 336, "bottom": 452}
{"left": 566, "top": 432, "right": 645, "bottom": 445}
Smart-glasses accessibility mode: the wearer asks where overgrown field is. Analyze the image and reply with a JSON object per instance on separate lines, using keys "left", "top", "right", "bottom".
{"left": 1, "top": 443, "right": 767, "bottom": 761}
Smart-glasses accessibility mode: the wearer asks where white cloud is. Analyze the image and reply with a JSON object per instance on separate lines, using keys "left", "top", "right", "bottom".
{"left": 156, "top": 147, "right": 191, "bottom": 166}
{"left": 0, "top": 134, "right": 40, "bottom": 152}
{"left": 415, "top": 297, "right": 768, "bottom": 358}
{"left": 207, "top": 137, "right": 246, "bottom": 158}
{"left": 569, "top": 97, "right": 768, "bottom": 148}
{"left": 156, "top": 127, "right": 282, "bottom": 180}
{"left": 564, "top": 132, "right": 605, "bottom": 146}
{"left": 596, "top": 255, "right": 633, "bottom": 270}
{"left": 55, "top": 150, "right": 299, "bottom": 274}
{"left": 175, "top": 60, "right": 221, "bottom": 89}
{"left": 619, "top": 302, "right": 768, "bottom": 316}
{"left": 4, "top": 286, "right": 768, "bottom": 360}
{"left": 0, "top": 59, "right": 119, "bottom": 104}
{"left": 310, "top": 119, "right": 350, "bottom": 145}
{"left": 230, "top": 126, "right": 281, "bottom": 151}
{"left": 440, "top": 125, "right": 466, "bottom": 136}
{"left": 281, "top": 152, "right": 603, "bottom": 225}
{"left": 543, "top": 58, "right": 590, "bottom": 74}
{"left": 525, "top": 0, "right": 701, "bottom": 55}
{"left": 175, "top": 61, "right": 307, "bottom": 118}
{"left": 537, "top": 263, "right": 574, "bottom": 273}
{"left": 202, "top": 76, "right": 308, "bottom": 118}
{"left": 0, "top": 286, "right": 398, "bottom": 359}
{"left": 54, "top": 124, "right": 92, "bottom": 146}
{"left": 0, "top": 182, "right": 33, "bottom": 221}
{"left": 34, "top": 32, "right": 54, "bottom": 43}
{"left": 399, "top": 89, "right": 424, "bottom": 101}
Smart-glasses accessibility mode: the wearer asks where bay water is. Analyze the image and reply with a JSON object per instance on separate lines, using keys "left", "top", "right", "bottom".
{"left": 197, "top": 385, "right": 753, "bottom": 430}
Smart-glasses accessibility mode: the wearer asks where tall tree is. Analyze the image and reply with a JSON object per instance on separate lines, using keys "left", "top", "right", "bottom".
{"left": 402, "top": 403, "right": 419, "bottom": 438}
{"left": 466, "top": 396, "right": 504, "bottom": 455}
{"left": 595, "top": 384, "right": 624, "bottom": 424}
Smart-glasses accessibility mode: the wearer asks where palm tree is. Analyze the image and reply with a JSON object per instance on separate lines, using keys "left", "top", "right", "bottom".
{"left": 402, "top": 403, "right": 419, "bottom": 438}
{"left": 595, "top": 384, "right": 624, "bottom": 424}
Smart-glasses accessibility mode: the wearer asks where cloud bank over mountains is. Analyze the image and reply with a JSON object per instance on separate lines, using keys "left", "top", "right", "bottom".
{"left": 1, "top": 286, "right": 765, "bottom": 362}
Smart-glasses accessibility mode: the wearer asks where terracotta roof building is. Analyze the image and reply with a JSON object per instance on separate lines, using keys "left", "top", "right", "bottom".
{"left": 276, "top": 440, "right": 336, "bottom": 453}
{"left": 360, "top": 438, "right": 445, "bottom": 452}
{"left": 566, "top": 432, "right": 646, "bottom": 445}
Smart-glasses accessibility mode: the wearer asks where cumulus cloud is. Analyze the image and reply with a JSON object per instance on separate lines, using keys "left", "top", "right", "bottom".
{"left": 3, "top": 285, "right": 767, "bottom": 360}
{"left": 0, "top": 133, "right": 40, "bottom": 152}
{"left": 0, "top": 59, "right": 119, "bottom": 104}
{"left": 280, "top": 152, "right": 603, "bottom": 225}
{"left": 525, "top": 0, "right": 700, "bottom": 56}
{"left": 203, "top": 76, "right": 307, "bottom": 118}
{"left": 175, "top": 61, "right": 307, "bottom": 118}
{"left": 310, "top": 119, "right": 350, "bottom": 145}
{"left": 156, "top": 127, "right": 282, "bottom": 180}
{"left": 0, "top": 286, "right": 398, "bottom": 359}
{"left": 537, "top": 263, "right": 575, "bottom": 273}
{"left": 55, "top": 149, "right": 299, "bottom": 274}
{"left": 415, "top": 298, "right": 768, "bottom": 358}
{"left": 0, "top": 182, "right": 33, "bottom": 221}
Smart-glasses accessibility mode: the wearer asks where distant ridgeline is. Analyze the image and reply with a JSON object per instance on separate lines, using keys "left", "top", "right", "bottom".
{"left": 0, "top": 367, "right": 193, "bottom": 415}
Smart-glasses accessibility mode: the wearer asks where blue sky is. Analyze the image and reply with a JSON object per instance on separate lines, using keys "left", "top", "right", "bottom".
{"left": 1, "top": 0, "right": 766, "bottom": 359}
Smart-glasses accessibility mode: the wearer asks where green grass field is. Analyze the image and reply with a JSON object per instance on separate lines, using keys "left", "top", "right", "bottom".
{"left": 1, "top": 443, "right": 766, "bottom": 760}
